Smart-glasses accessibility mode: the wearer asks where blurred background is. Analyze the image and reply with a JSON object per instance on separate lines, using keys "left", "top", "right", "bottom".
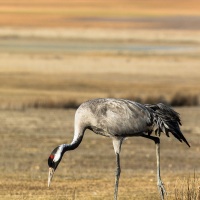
{"left": 0, "top": 0, "right": 200, "bottom": 108}
{"left": 0, "top": 0, "right": 200, "bottom": 199}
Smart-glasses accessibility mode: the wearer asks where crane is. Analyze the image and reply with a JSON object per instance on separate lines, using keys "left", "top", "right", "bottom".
{"left": 48, "top": 98, "right": 190, "bottom": 200}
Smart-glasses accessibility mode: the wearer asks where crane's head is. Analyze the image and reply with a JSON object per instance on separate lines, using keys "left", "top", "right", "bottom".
{"left": 48, "top": 145, "right": 64, "bottom": 187}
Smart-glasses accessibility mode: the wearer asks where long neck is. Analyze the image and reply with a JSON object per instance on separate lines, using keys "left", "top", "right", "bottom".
{"left": 63, "top": 126, "right": 86, "bottom": 153}
{"left": 63, "top": 135, "right": 83, "bottom": 152}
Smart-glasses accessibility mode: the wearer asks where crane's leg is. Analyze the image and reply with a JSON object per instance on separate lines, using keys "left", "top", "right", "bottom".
{"left": 141, "top": 135, "right": 166, "bottom": 200}
{"left": 112, "top": 138, "right": 123, "bottom": 200}
{"left": 114, "top": 152, "right": 120, "bottom": 200}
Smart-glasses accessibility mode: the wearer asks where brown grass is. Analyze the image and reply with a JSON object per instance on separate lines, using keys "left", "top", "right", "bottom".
{"left": 4, "top": 93, "right": 199, "bottom": 110}
{"left": 174, "top": 172, "right": 200, "bottom": 200}
{"left": 0, "top": 52, "right": 200, "bottom": 110}
{"left": 0, "top": 1, "right": 200, "bottom": 198}
{"left": 0, "top": 107, "right": 199, "bottom": 200}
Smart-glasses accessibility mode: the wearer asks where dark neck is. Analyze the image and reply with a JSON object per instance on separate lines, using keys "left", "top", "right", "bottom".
{"left": 63, "top": 135, "right": 84, "bottom": 153}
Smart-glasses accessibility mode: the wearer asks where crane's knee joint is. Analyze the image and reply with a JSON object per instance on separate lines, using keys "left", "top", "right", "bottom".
{"left": 154, "top": 137, "right": 160, "bottom": 144}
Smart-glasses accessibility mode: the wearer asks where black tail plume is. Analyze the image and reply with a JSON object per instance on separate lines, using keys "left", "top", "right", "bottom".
{"left": 145, "top": 103, "right": 190, "bottom": 147}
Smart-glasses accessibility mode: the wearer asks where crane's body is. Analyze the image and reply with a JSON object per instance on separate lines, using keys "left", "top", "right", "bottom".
{"left": 76, "top": 98, "right": 152, "bottom": 138}
{"left": 48, "top": 98, "right": 190, "bottom": 200}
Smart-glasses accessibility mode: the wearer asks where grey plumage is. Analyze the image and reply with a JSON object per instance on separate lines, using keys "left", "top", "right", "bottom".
{"left": 80, "top": 99, "right": 153, "bottom": 137}
{"left": 48, "top": 98, "right": 190, "bottom": 200}
{"left": 78, "top": 98, "right": 189, "bottom": 146}
{"left": 145, "top": 103, "right": 190, "bottom": 146}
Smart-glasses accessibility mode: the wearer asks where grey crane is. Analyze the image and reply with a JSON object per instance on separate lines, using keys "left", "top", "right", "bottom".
{"left": 48, "top": 98, "right": 190, "bottom": 200}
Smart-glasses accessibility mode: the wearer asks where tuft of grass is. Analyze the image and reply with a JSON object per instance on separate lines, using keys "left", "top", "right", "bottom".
{"left": 171, "top": 93, "right": 199, "bottom": 107}
{"left": 125, "top": 93, "right": 199, "bottom": 107}
{"left": 174, "top": 173, "right": 200, "bottom": 200}
{"left": 27, "top": 93, "right": 198, "bottom": 110}
{"left": 0, "top": 93, "right": 199, "bottom": 110}
{"left": 23, "top": 98, "right": 79, "bottom": 110}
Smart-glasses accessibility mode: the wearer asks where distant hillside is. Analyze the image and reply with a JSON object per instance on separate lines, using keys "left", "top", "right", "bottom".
{"left": 0, "top": 0, "right": 200, "bottom": 29}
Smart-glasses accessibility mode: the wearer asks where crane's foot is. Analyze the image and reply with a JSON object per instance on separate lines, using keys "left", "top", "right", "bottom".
{"left": 157, "top": 181, "right": 167, "bottom": 200}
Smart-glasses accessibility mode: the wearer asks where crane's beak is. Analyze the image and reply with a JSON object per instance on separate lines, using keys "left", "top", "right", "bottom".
{"left": 48, "top": 167, "right": 54, "bottom": 187}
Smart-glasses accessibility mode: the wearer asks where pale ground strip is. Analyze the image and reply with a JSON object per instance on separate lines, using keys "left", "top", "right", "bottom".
{"left": 0, "top": 28, "right": 200, "bottom": 43}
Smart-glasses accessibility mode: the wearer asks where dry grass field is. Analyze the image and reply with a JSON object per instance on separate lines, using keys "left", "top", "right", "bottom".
{"left": 0, "top": 107, "right": 199, "bottom": 200}
{"left": 0, "top": 0, "right": 200, "bottom": 199}
{"left": 0, "top": 49, "right": 200, "bottom": 109}
{"left": 1, "top": 48, "right": 200, "bottom": 200}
